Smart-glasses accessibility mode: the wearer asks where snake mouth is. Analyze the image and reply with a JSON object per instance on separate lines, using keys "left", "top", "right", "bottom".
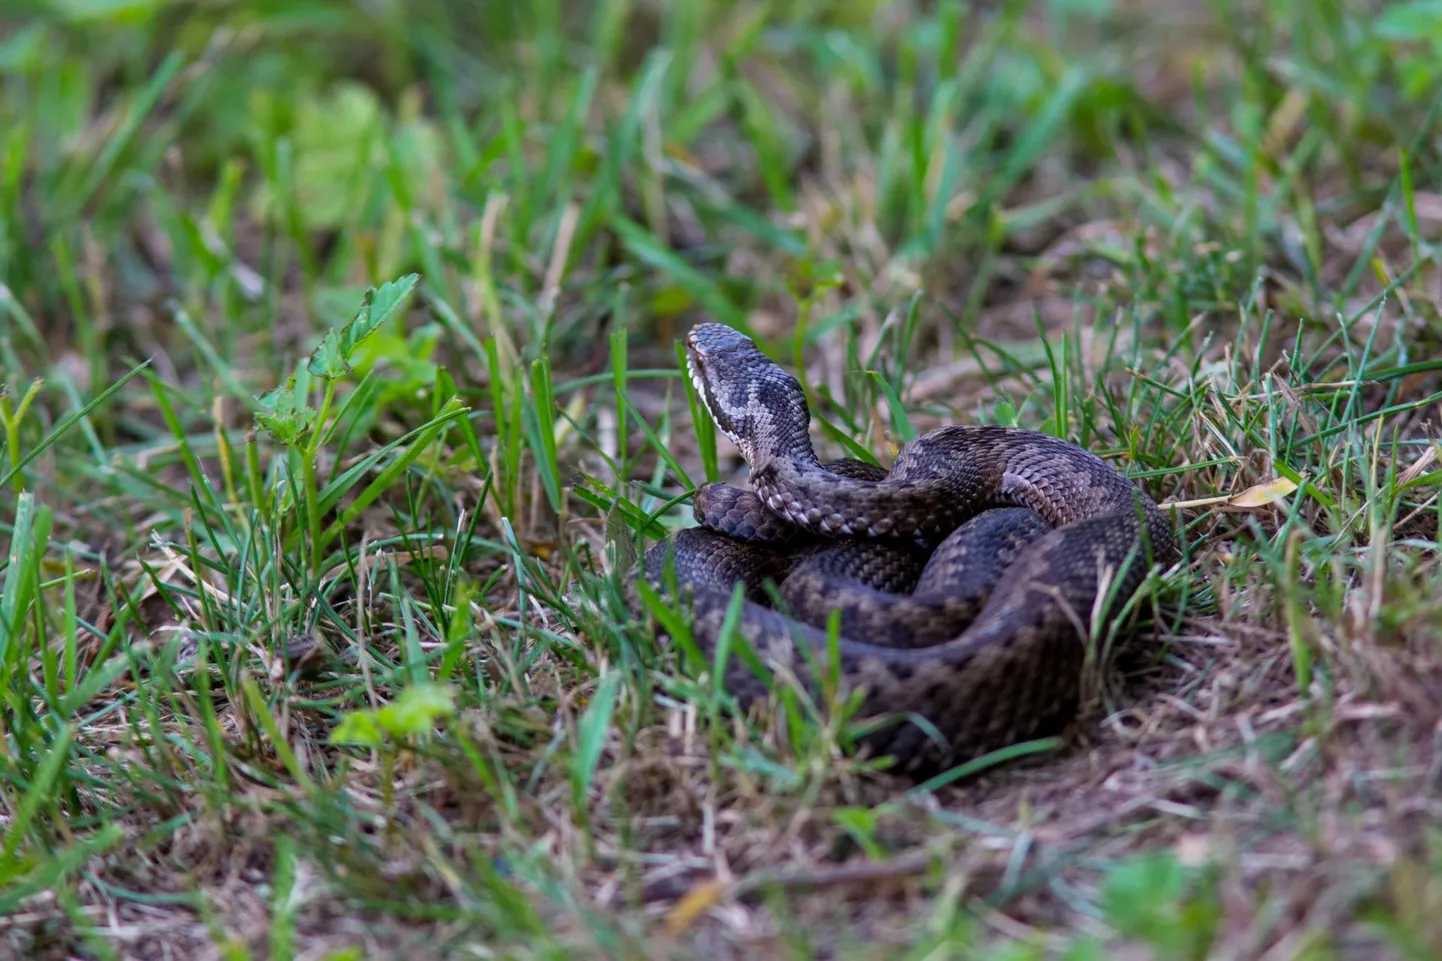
{"left": 684, "top": 330, "right": 739, "bottom": 445}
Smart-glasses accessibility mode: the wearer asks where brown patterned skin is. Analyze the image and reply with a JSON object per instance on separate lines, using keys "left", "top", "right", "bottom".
{"left": 639, "top": 323, "right": 1179, "bottom": 775}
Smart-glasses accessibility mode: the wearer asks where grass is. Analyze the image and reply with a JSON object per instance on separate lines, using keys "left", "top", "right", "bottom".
{"left": 2, "top": 0, "right": 1442, "bottom": 957}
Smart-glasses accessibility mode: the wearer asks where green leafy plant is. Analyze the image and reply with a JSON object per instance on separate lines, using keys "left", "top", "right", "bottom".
{"left": 254, "top": 273, "right": 421, "bottom": 574}
{"left": 330, "top": 681, "right": 458, "bottom": 838}
{"left": 329, "top": 681, "right": 458, "bottom": 749}
{"left": 1101, "top": 853, "right": 1222, "bottom": 961}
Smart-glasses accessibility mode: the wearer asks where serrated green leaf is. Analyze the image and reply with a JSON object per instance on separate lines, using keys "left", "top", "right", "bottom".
{"left": 306, "top": 273, "right": 421, "bottom": 379}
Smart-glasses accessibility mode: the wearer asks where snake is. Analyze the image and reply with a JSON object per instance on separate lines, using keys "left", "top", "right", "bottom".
{"left": 636, "top": 322, "right": 1178, "bottom": 775}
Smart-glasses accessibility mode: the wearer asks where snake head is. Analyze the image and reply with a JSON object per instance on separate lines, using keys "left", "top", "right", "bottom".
{"left": 684, "top": 322, "right": 813, "bottom": 466}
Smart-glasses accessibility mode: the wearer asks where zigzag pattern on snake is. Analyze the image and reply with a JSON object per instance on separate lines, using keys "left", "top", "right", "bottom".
{"left": 636, "top": 322, "right": 1179, "bottom": 775}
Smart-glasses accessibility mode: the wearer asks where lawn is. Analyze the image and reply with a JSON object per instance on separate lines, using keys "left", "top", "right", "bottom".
{"left": 3, "top": 0, "right": 1442, "bottom": 958}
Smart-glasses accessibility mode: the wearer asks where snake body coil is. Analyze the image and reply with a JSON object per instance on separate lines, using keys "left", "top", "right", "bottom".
{"left": 639, "top": 323, "right": 1178, "bottom": 774}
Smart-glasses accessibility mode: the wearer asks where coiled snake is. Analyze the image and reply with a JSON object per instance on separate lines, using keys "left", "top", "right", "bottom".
{"left": 638, "top": 323, "right": 1178, "bottom": 774}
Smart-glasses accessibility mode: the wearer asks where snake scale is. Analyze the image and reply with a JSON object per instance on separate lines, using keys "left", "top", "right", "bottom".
{"left": 637, "top": 323, "right": 1178, "bottom": 775}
